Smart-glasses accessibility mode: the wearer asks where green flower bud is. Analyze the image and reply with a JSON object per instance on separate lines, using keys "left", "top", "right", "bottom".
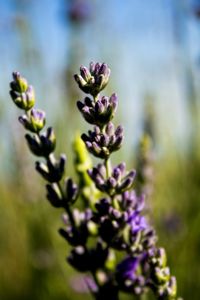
{"left": 154, "top": 267, "right": 170, "bottom": 284}
{"left": 87, "top": 220, "right": 98, "bottom": 235}
{"left": 10, "top": 72, "right": 35, "bottom": 110}
{"left": 11, "top": 72, "right": 28, "bottom": 93}
{"left": 105, "top": 249, "right": 116, "bottom": 271}
{"left": 19, "top": 108, "right": 46, "bottom": 133}
{"left": 167, "top": 277, "right": 177, "bottom": 299}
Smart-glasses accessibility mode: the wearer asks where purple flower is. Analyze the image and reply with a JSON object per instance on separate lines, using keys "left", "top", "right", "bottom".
{"left": 77, "top": 93, "right": 118, "bottom": 127}
{"left": 88, "top": 162, "right": 136, "bottom": 195}
{"left": 25, "top": 127, "right": 56, "bottom": 157}
{"left": 69, "top": 0, "right": 93, "bottom": 23}
{"left": 9, "top": 67, "right": 182, "bottom": 300}
{"left": 67, "top": 242, "right": 109, "bottom": 272}
{"left": 74, "top": 62, "right": 111, "bottom": 97}
{"left": 116, "top": 256, "right": 145, "bottom": 294}
{"left": 82, "top": 122, "right": 123, "bottom": 159}
{"left": 129, "top": 214, "right": 148, "bottom": 235}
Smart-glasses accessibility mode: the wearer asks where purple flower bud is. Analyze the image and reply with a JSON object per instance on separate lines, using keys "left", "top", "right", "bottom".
{"left": 119, "top": 178, "right": 133, "bottom": 192}
{"left": 115, "top": 125, "right": 123, "bottom": 137}
{"left": 89, "top": 61, "right": 95, "bottom": 73}
{"left": 118, "top": 162, "right": 126, "bottom": 176}
{"left": 113, "top": 167, "right": 121, "bottom": 182}
{"left": 105, "top": 122, "right": 115, "bottom": 136}
{"left": 91, "top": 141, "right": 101, "bottom": 155}
{"left": 80, "top": 66, "right": 91, "bottom": 81}
{"left": 109, "top": 93, "right": 118, "bottom": 109}
{"left": 112, "top": 135, "right": 123, "bottom": 150}
{"left": 94, "top": 63, "right": 100, "bottom": 74}
{"left": 84, "top": 97, "right": 93, "bottom": 107}
{"left": 65, "top": 178, "right": 78, "bottom": 204}
{"left": 101, "top": 96, "right": 108, "bottom": 108}
{"left": 25, "top": 134, "right": 42, "bottom": 156}
{"left": 121, "top": 191, "right": 137, "bottom": 209}
{"left": 68, "top": 243, "right": 109, "bottom": 272}
{"left": 26, "top": 86, "right": 35, "bottom": 107}
{"left": 37, "top": 127, "right": 56, "bottom": 156}
{"left": 100, "top": 135, "right": 110, "bottom": 147}
{"left": 35, "top": 161, "right": 49, "bottom": 181}
{"left": 109, "top": 207, "right": 122, "bottom": 219}
{"left": 116, "top": 256, "right": 139, "bottom": 282}
{"left": 108, "top": 177, "right": 117, "bottom": 189}
{"left": 95, "top": 176, "right": 105, "bottom": 187}
{"left": 61, "top": 213, "right": 69, "bottom": 225}
{"left": 74, "top": 62, "right": 111, "bottom": 96}
{"left": 46, "top": 183, "right": 63, "bottom": 207}
{"left": 77, "top": 100, "right": 85, "bottom": 111}
{"left": 95, "top": 101, "right": 104, "bottom": 114}
{"left": 95, "top": 198, "right": 111, "bottom": 216}
{"left": 36, "top": 154, "right": 66, "bottom": 183}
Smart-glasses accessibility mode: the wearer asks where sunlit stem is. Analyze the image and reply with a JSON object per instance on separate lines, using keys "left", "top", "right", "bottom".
{"left": 105, "top": 157, "right": 111, "bottom": 178}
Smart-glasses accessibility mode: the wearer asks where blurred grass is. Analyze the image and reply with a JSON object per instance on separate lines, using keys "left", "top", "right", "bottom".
{"left": 153, "top": 150, "right": 200, "bottom": 299}
{"left": 1, "top": 80, "right": 200, "bottom": 300}
{"left": 1, "top": 131, "right": 200, "bottom": 299}
{"left": 0, "top": 178, "right": 93, "bottom": 300}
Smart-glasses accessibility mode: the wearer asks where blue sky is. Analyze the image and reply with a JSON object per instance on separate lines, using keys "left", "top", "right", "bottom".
{"left": 0, "top": 0, "right": 200, "bottom": 163}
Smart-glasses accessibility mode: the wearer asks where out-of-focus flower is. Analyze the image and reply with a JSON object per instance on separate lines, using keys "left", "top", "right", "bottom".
{"left": 69, "top": 0, "right": 93, "bottom": 24}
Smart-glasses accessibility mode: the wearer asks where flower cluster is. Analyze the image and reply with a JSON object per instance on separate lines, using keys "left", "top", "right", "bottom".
{"left": 9, "top": 72, "right": 78, "bottom": 214}
{"left": 74, "top": 62, "right": 110, "bottom": 97}
{"left": 9, "top": 63, "right": 182, "bottom": 300}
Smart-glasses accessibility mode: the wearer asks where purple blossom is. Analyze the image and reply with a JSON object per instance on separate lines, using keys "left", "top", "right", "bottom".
{"left": 88, "top": 162, "right": 136, "bottom": 195}
{"left": 69, "top": 0, "right": 93, "bottom": 23}
{"left": 82, "top": 122, "right": 123, "bottom": 159}
{"left": 116, "top": 256, "right": 146, "bottom": 294}
{"left": 77, "top": 93, "right": 118, "bottom": 127}
{"left": 74, "top": 62, "right": 111, "bottom": 97}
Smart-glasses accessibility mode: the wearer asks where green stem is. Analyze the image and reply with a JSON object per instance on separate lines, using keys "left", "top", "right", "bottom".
{"left": 94, "top": 94, "right": 99, "bottom": 103}
{"left": 105, "top": 157, "right": 111, "bottom": 178}
{"left": 138, "top": 294, "right": 148, "bottom": 300}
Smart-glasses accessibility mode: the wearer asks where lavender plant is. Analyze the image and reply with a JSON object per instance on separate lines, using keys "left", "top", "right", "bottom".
{"left": 9, "top": 64, "right": 182, "bottom": 300}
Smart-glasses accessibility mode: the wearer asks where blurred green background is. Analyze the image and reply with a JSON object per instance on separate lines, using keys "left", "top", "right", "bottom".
{"left": 0, "top": 0, "right": 200, "bottom": 299}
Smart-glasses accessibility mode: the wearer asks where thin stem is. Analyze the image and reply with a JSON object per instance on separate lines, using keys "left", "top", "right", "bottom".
{"left": 94, "top": 94, "right": 99, "bottom": 103}
{"left": 137, "top": 294, "right": 148, "bottom": 300}
{"left": 105, "top": 157, "right": 111, "bottom": 178}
